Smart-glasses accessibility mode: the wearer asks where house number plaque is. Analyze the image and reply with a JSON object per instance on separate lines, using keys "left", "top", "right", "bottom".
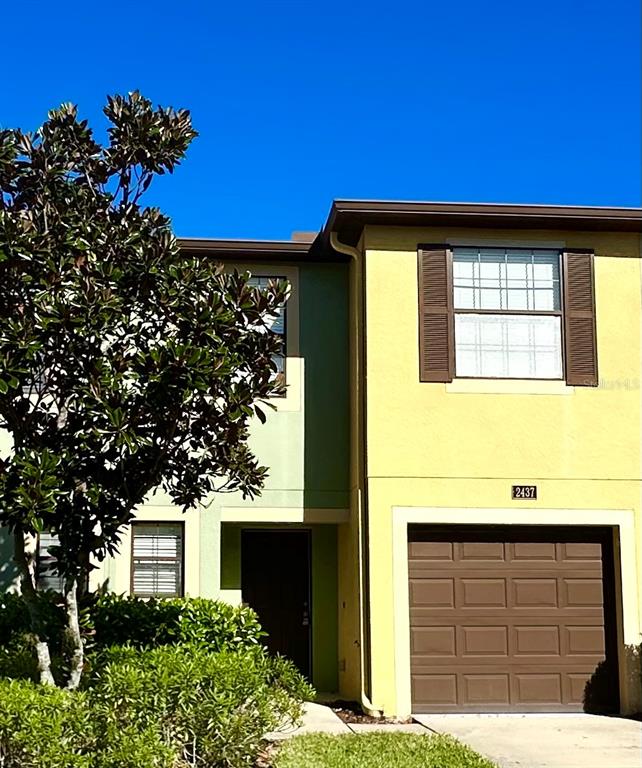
{"left": 512, "top": 485, "right": 537, "bottom": 500}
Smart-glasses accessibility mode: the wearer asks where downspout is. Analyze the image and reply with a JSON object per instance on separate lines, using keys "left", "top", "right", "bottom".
{"left": 329, "top": 232, "right": 380, "bottom": 715}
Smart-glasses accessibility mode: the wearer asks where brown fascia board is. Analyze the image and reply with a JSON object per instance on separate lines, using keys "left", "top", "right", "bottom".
{"left": 325, "top": 200, "right": 642, "bottom": 246}
{"left": 178, "top": 237, "right": 309, "bottom": 259}
{"left": 177, "top": 235, "right": 345, "bottom": 262}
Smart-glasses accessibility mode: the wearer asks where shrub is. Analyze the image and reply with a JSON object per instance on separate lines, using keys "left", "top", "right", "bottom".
{"left": 0, "top": 639, "right": 39, "bottom": 681}
{"left": 0, "top": 591, "right": 66, "bottom": 648}
{"left": 0, "top": 591, "right": 91, "bottom": 684}
{"left": 0, "top": 678, "right": 93, "bottom": 768}
{"left": 89, "top": 644, "right": 314, "bottom": 767}
{"left": 90, "top": 593, "right": 265, "bottom": 651}
{"left": 0, "top": 601, "right": 312, "bottom": 768}
{"left": 0, "top": 592, "right": 265, "bottom": 682}
{"left": 0, "top": 678, "right": 179, "bottom": 768}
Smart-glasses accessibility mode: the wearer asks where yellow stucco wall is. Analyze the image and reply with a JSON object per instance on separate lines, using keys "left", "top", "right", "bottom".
{"left": 361, "top": 225, "right": 642, "bottom": 716}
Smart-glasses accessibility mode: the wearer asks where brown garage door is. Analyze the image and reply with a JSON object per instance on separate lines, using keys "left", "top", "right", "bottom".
{"left": 408, "top": 526, "right": 617, "bottom": 713}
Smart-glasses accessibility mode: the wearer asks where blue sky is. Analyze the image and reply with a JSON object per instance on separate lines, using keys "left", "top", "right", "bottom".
{"left": 1, "top": 1, "right": 640, "bottom": 239}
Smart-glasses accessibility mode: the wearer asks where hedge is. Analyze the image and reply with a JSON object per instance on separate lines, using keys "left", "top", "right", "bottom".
{"left": 0, "top": 644, "right": 313, "bottom": 768}
{"left": 0, "top": 592, "right": 266, "bottom": 682}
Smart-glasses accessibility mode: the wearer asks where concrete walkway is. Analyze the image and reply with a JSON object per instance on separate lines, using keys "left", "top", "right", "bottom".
{"left": 266, "top": 702, "right": 432, "bottom": 740}
{"left": 265, "top": 702, "right": 351, "bottom": 740}
{"left": 267, "top": 705, "right": 642, "bottom": 768}
{"left": 414, "top": 713, "right": 642, "bottom": 768}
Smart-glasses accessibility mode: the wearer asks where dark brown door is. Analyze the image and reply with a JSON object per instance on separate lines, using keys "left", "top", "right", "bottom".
{"left": 408, "top": 526, "right": 618, "bottom": 713}
{"left": 241, "top": 530, "right": 311, "bottom": 678}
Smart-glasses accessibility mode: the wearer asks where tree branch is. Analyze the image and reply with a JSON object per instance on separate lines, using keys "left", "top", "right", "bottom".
{"left": 12, "top": 527, "right": 56, "bottom": 686}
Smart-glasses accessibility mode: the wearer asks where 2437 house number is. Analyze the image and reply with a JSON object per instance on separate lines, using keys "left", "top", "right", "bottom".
{"left": 512, "top": 485, "right": 537, "bottom": 500}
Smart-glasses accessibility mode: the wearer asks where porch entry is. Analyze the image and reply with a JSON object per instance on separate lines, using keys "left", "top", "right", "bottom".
{"left": 241, "top": 529, "right": 312, "bottom": 678}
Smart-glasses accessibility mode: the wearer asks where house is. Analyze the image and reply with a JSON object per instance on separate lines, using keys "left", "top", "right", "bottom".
{"left": 1, "top": 200, "right": 641, "bottom": 717}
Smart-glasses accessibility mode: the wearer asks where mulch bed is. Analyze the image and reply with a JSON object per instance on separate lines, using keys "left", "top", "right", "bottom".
{"left": 327, "top": 699, "right": 414, "bottom": 725}
{"left": 256, "top": 742, "right": 279, "bottom": 767}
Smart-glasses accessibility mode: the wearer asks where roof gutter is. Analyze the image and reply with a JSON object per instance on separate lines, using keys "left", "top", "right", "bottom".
{"left": 329, "top": 231, "right": 360, "bottom": 261}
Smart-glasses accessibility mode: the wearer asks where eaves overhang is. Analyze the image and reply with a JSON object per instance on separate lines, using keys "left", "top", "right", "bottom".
{"left": 178, "top": 235, "right": 347, "bottom": 262}
{"left": 325, "top": 199, "right": 642, "bottom": 247}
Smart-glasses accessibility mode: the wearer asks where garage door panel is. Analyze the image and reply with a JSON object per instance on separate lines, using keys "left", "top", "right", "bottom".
{"left": 462, "top": 674, "right": 510, "bottom": 705}
{"left": 459, "top": 578, "right": 507, "bottom": 608}
{"left": 514, "top": 625, "right": 561, "bottom": 656}
{"left": 408, "top": 527, "right": 616, "bottom": 713}
{"left": 408, "top": 541, "right": 454, "bottom": 561}
{"left": 460, "top": 542, "right": 506, "bottom": 561}
{"left": 561, "top": 578, "right": 604, "bottom": 608}
{"left": 409, "top": 578, "right": 454, "bottom": 608}
{"left": 410, "top": 626, "right": 456, "bottom": 656}
{"left": 411, "top": 674, "right": 457, "bottom": 706}
{"left": 514, "top": 673, "right": 563, "bottom": 705}
{"left": 510, "top": 542, "right": 557, "bottom": 561}
{"left": 512, "top": 578, "right": 558, "bottom": 608}
{"left": 460, "top": 625, "right": 508, "bottom": 657}
{"left": 561, "top": 542, "right": 602, "bottom": 562}
{"left": 566, "top": 673, "right": 592, "bottom": 705}
{"left": 565, "top": 625, "right": 605, "bottom": 656}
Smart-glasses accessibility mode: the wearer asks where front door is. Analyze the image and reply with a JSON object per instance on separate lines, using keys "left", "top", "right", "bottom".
{"left": 241, "top": 529, "right": 311, "bottom": 678}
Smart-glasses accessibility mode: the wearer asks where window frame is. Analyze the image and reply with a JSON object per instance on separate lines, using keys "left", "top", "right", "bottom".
{"left": 451, "top": 247, "right": 566, "bottom": 381}
{"left": 130, "top": 521, "right": 185, "bottom": 598}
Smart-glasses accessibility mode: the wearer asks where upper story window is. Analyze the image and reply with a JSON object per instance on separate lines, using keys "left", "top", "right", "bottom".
{"left": 248, "top": 275, "right": 286, "bottom": 383}
{"left": 131, "top": 522, "right": 184, "bottom": 598}
{"left": 418, "top": 245, "right": 598, "bottom": 386}
{"left": 452, "top": 248, "right": 563, "bottom": 379}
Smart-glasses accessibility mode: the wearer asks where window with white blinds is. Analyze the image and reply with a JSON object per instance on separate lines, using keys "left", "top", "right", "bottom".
{"left": 453, "top": 247, "right": 563, "bottom": 379}
{"left": 248, "top": 275, "right": 286, "bottom": 380}
{"left": 131, "top": 523, "right": 183, "bottom": 597}
{"left": 37, "top": 532, "right": 64, "bottom": 592}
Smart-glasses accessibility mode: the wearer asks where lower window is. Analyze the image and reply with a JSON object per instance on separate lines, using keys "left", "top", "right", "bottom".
{"left": 131, "top": 522, "right": 184, "bottom": 597}
{"left": 455, "top": 313, "right": 563, "bottom": 379}
{"left": 37, "top": 532, "right": 64, "bottom": 592}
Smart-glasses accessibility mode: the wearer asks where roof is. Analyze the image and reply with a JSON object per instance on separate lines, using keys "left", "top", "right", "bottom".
{"left": 178, "top": 237, "right": 311, "bottom": 258}
{"left": 325, "top": 199, "right": 642, "bottom": 246}
{"left": 178, "top": 200, "right": 642, "bottom": 258}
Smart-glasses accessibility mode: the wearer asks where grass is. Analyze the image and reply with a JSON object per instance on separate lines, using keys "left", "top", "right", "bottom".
{"left": 271, "top": 732, "right": 497, "bottom": 768}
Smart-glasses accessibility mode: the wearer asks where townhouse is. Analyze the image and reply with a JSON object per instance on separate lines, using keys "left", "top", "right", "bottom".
{"left": 2, "top": 200, "right": 641, "bottom": 716}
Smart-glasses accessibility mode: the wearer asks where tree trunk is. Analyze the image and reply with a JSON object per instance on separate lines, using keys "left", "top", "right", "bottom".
{"left": 63, "top": 576, "right": 84, "bottom": 691}
{"left": 12, "top": 529, "right": 56, "bottom": 687}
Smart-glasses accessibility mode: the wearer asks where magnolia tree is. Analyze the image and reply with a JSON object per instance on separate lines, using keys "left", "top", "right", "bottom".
{"left": 0, "top": 93, "right": 288, "bottom": 688}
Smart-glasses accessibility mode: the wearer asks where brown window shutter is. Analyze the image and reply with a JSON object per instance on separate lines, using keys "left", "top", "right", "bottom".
{"left": 418, "top": 246, "right": 453, "bottom": 382}
{"left": 563, "top": 250, "right": 598, "bottom": 386}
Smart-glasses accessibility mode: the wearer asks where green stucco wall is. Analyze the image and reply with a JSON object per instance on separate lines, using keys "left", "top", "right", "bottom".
{"left": 299, "top": 263, "right": 350, "bottom": 510}
{"left": 310, "top": 524, "right": 338, "bottom": 692}
{"left": 220, "top": 522, "right": 339, "bottom": 693}
{"left": 210, "top": 262, "right": 350, "bottom": 508}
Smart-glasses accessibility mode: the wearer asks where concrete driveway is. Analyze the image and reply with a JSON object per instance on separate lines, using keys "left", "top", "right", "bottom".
{"left": 413, "top": 714, "right": 642, "bottom": 768}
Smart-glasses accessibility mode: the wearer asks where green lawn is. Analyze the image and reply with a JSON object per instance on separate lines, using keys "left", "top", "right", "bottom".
{"left": 272, "top": 732, "right": 497, "bottom": 768}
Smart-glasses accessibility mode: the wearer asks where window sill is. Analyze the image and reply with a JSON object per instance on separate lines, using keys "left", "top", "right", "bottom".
{"left": 446, "top": 379, "right": 574, "bottom": 396}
